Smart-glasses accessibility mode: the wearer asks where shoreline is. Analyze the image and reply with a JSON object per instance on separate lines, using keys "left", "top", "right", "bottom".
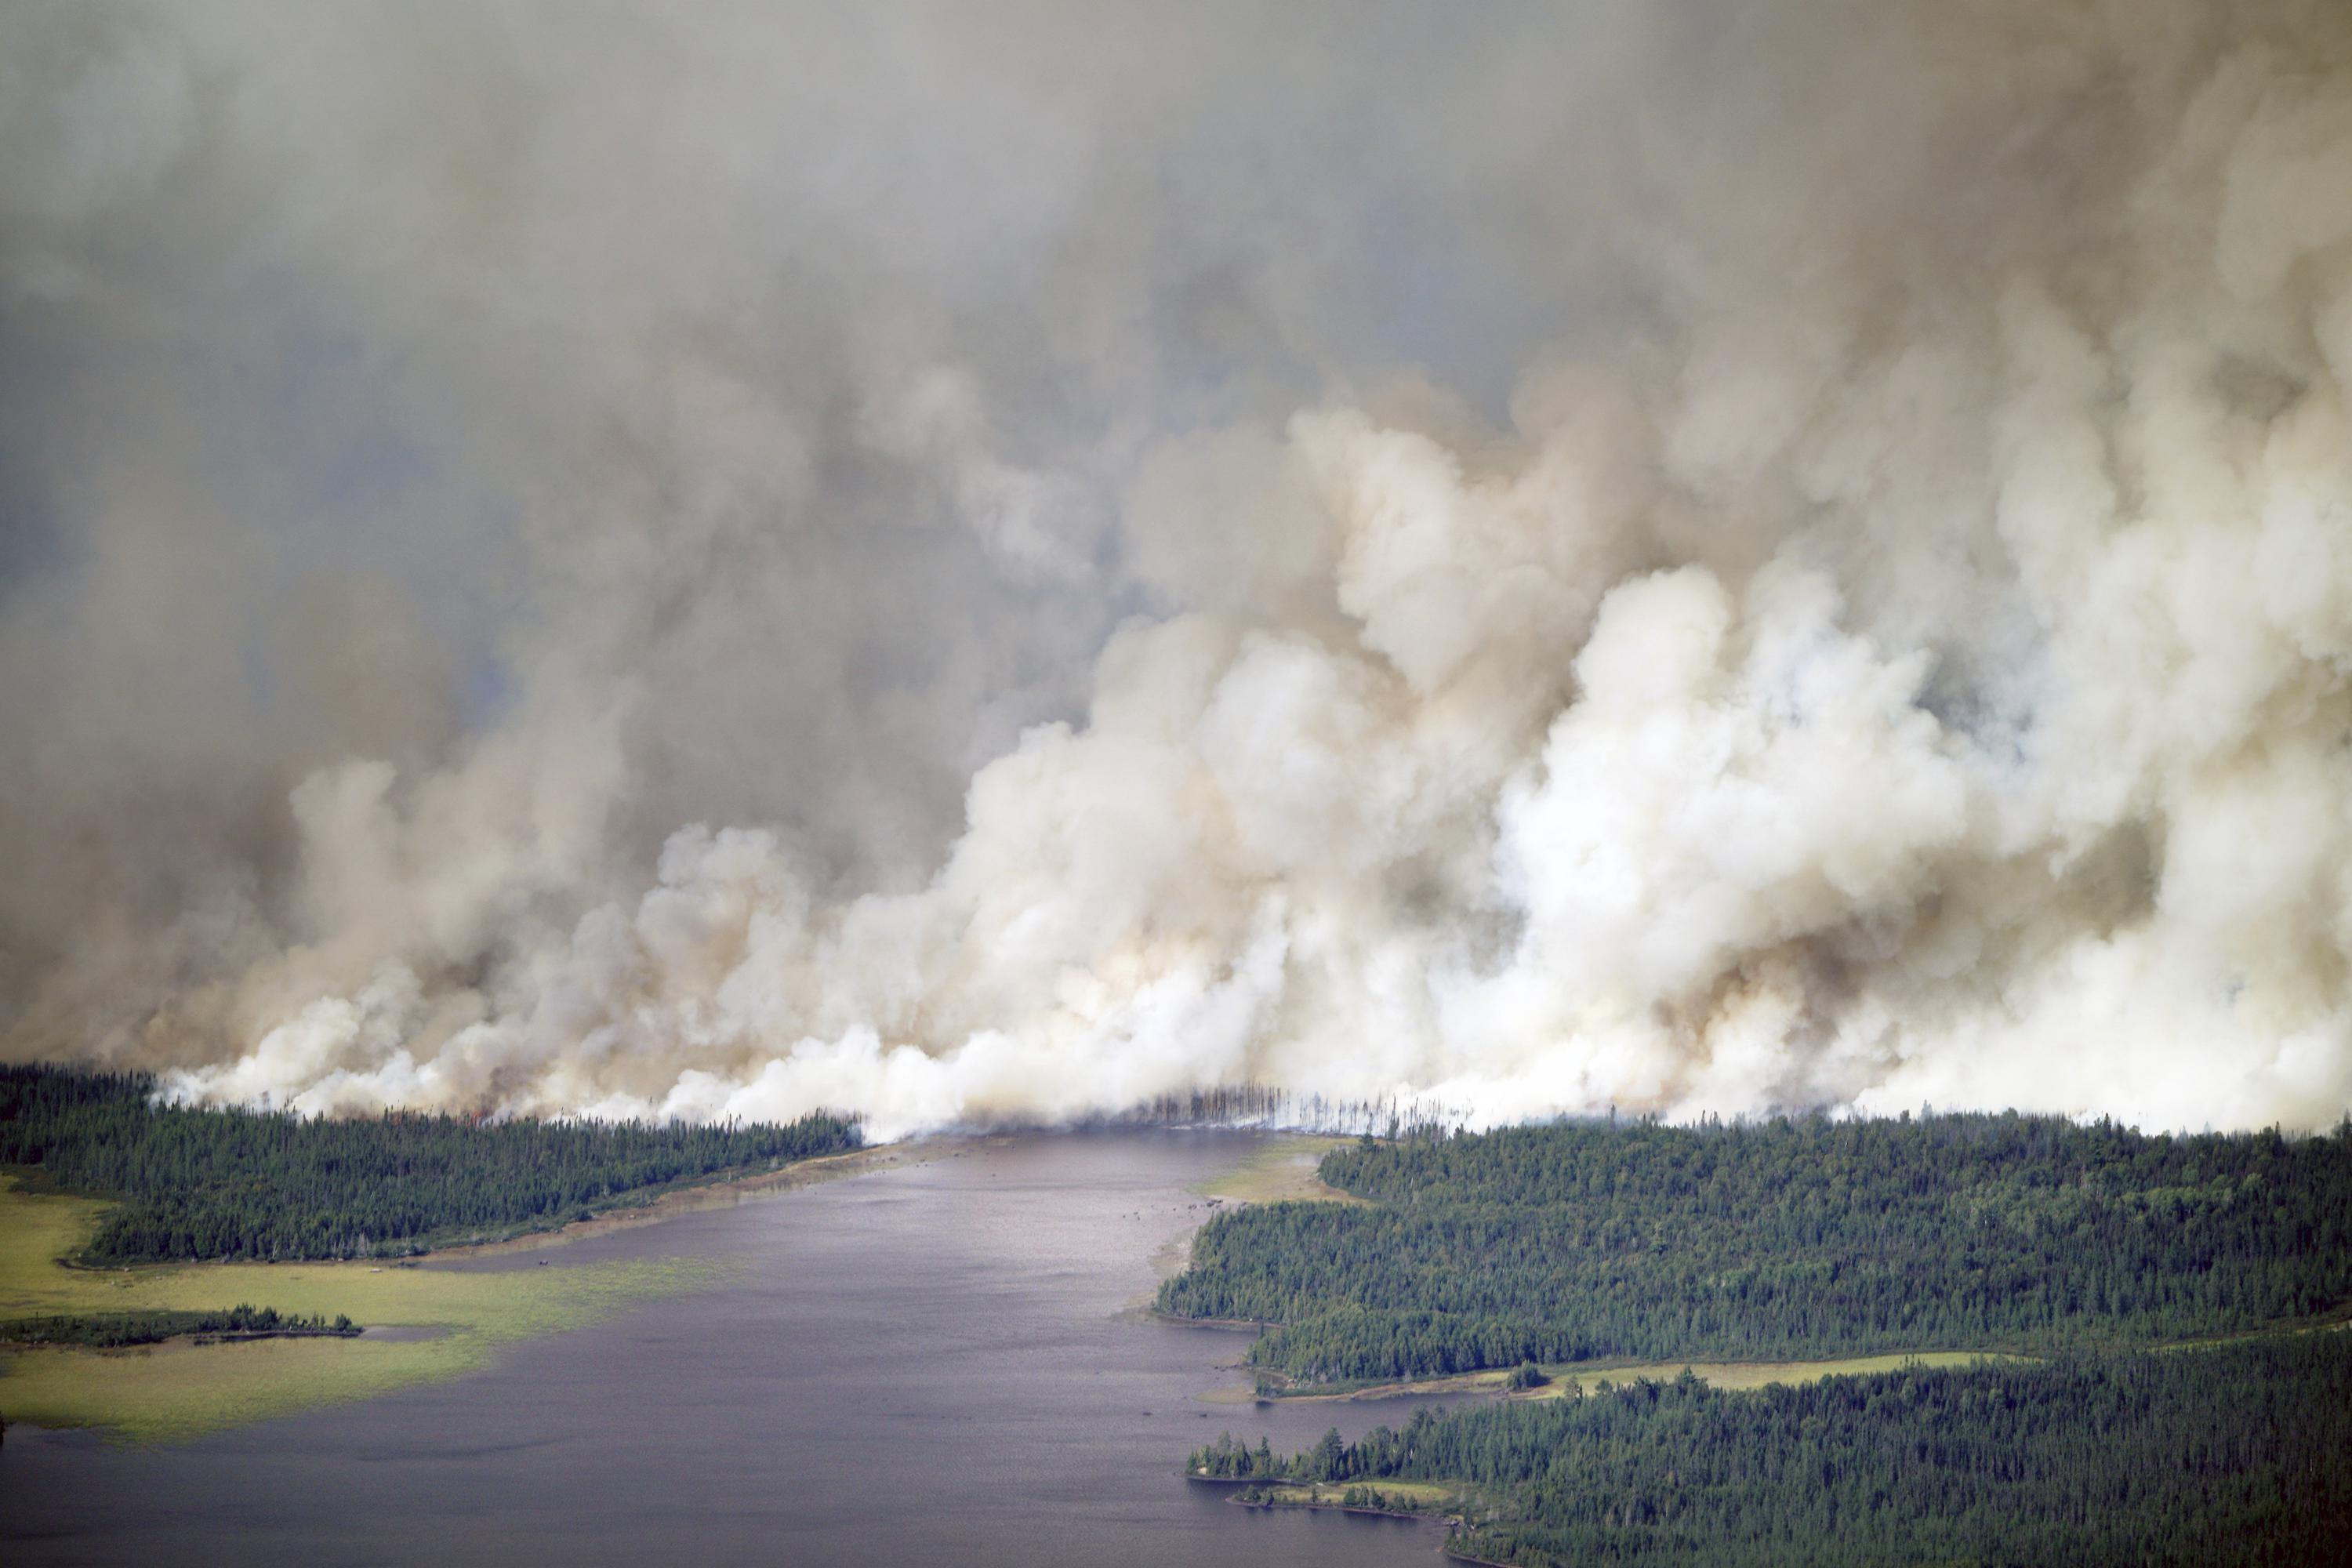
{"left": 1215, "top": 1477, "right": 1475, "bottom": 1530}
{"left": 26, "top": 1138, "right": 920, "bottom": 1273}
{"left": 1226, "top": 1494, "right": 1450, "bottom": 1524}
{"left": 419, "top": 1139, "right": 934, "bottom": 1261}
{"left": 1225, "top": 1487, "right": 1515, "bottom": 1568}
{"left": 1134, "top": 1130, "right": 1361, "bottom": 1310}
{"left": 1156, "top": 1132, "right": 1359, "bottom": 1394}
{"left": 1152, "top": 1308, "right": 1279, "bottom": 1332}
{"left": 1189, "top": 1134, "right": 1364, "bottom": 1207}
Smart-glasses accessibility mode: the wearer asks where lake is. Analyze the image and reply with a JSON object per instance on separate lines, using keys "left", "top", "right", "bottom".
{"left": 1, "top": 1130, "right": 1471, "bottom": 1565}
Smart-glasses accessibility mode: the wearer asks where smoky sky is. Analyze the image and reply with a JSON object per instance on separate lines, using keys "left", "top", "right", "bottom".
{"left": 5, "top": 1, "right": 2352, "bottom": 1136}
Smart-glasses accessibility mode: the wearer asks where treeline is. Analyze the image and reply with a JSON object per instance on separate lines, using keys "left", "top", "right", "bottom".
{"left": 1190, "top": 1430, "right": 1283, "bottom": 1478}
{"left": 0, "top": 1064, "right": 862, "bottom": 1262}
{"left": 1232, "top": 1334, "right": 2352, "bottom": 1566}
{"left": 1114, "top": 1085, "right": 1460, "bottom": 1136}
{"left": 0, "top": 1305, "right": 359, "bottom": 1348}
{"left": 1157, "top": 1112, "right": 2352, "bottom": 1381}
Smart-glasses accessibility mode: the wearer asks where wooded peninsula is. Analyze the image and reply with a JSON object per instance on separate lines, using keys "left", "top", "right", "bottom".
{"left": 2, "top": 1064, "right": 861, "bottom": 1262}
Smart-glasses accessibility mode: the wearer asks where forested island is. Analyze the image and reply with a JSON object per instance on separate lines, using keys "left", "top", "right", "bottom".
{"left": 1167, "top": 1112, "right": 2352, "bottom": 1565}
{"left": 1, "top": 1064, "right": 862, "bottom": 1261}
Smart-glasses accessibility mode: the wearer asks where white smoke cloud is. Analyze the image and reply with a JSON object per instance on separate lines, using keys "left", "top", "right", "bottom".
{"left": 7, "top": 2, "right": 2352, "bottom": 1138}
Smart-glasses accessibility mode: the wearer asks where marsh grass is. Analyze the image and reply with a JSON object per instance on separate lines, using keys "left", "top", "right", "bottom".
{"left": 1193, "top": 1137, "right": 1367, "bottom": 1206}
{"left": 0, "top": 1176, "right": 729, "bottom": 1443}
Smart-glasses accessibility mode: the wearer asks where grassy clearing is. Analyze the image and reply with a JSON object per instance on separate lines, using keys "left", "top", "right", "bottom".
{"left": 1195, "top": 1137, "right": 1367, "bottom": 1206}
{"left": 1535, "top": 1349, "right": 2029, "bottom": 1396}
{"left": 1259, "top": 1348, "right": 2033, "bottom": 1404}
{"left": 0, "top": 1176, "right": 728, "bottom": 1443}
{"left": 1182, "top": 1144, "right": 2027, "bottom": 1408}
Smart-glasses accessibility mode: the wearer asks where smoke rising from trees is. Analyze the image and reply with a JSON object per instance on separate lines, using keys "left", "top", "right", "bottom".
{"left": 5, "top": 2, "right": 2352, "bottom": 1136}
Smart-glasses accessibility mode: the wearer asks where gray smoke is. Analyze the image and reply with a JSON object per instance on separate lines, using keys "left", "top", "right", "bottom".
{"left": 5, "top": 1, "right": 2351, "bottom": 1137}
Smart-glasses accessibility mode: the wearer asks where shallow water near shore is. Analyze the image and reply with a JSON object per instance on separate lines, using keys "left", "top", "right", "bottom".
{"left": 0, "top": 1129, "right": 1461, "bottom": 1566}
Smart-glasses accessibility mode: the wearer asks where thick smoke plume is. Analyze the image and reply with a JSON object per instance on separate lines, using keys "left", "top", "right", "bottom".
{"left": 6, "top": 1, "right": 2352, "bottom": 1137}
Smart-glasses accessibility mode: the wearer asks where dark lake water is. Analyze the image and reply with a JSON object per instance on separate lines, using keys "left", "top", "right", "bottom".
{"left": 2, "top": 1130, "right": 1475, "bottom": 1566}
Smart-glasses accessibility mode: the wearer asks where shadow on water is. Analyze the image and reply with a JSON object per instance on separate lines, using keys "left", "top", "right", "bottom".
{"left": 1, "top": 1130, "right": 1455, "bottom": 1566}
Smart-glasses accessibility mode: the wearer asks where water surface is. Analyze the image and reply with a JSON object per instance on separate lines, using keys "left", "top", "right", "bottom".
{"left": 2, "top": 1131, "right": 1467, "bottom": 1566}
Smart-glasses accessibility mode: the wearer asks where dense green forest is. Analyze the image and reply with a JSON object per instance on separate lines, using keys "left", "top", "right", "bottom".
{"left": 0, "top": 1305, "right": 360, "bottom": 1348}
{"left": 0, "top": 1065, "right": 862, "bottom": 1262}
{"left": 1159, "top": 1112, "right": 2352, "bottom": 1382}
{"left": 1207, "top": 1334, "right": 2352, "bottom": 1567}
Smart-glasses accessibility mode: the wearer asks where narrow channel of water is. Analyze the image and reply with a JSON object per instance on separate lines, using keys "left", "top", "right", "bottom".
{"left": 1, "top": 1130, "right": 1472, "bottom": 1566}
